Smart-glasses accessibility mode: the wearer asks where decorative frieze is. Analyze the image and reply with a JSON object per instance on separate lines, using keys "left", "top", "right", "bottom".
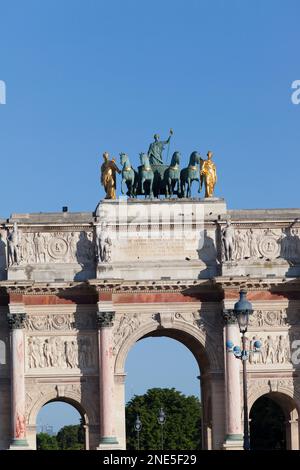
{"left": 25, "top": 313, "right": 95, "bottom": 331}
{"left": 249, "top": 310, "right": 287, "bottom": 327}
{"left": 248, "top": 308, "right": 300, "bottom": 328}
{"left": 218, "top": 225, "right": 300, "bottom": 263}
{"left": 12, "top": 230, "right": 95, "bottom": 265}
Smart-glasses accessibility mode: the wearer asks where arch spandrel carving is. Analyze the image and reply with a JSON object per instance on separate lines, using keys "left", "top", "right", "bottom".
{"left": 247, "top": 378, "right": 300, "bottom": 412}
{"left": 113, "top": 310, "right": 223, "bottom": 374}
{"left": 26, "top": 381, "right": 99, "bottom": 427}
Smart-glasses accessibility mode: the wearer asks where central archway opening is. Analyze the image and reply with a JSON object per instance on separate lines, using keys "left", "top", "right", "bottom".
{"left": 124, "top": 328, "right": 211, "bottom": 450}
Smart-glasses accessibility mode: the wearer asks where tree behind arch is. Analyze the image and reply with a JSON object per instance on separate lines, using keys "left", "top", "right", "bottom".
{"left": 126, "top": 388, "right": 201, "bottom": 450}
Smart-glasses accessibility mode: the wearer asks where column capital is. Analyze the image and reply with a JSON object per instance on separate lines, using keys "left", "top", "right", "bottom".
{"left": 7, "top": 312, "right": 27, "bottom": 330}
{"left": 222, "top": 309, "right": 237, "bottom": 325}
{"left": 97, "top": 311, "right": 115, "bottom": 328}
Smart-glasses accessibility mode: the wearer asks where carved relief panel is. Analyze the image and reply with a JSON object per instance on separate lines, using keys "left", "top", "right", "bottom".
{"left": 17, "top": 230, "right": 95, "bottom": 265}
{"left": 249, "top": 309, "right": 288, "bottom": 328}
{"left": 220, "top": 225, "right": 300, "bottom": 263}
{"left": 26, "top": 334, "right": 97, "bottom": 372}
{"left": 25, "top": 312, "right": 97, "bottom": 373}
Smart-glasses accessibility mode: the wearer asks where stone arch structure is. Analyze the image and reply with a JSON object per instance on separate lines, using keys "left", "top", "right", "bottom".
{"left": 114, "top": 320, "right": 220, "bottom": 373}
{"left": 113, "top": 317, "right": 222, "bottom": 449}
{"left": 249, "top": 389, "right": 300, "bottom": 450}
{"left": 27, "top": 389, "right": 91, "bottom": 449}
{"left": 1, "top": 200, "right": 300, "bottom": 450}
{"left": 248, "top": 382, "right": 300, "bottom": 411}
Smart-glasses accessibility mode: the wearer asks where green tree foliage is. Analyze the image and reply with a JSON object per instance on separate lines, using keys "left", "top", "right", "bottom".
{"left": 36, "top": 432, "right": 59, "bottom": 450}
{"left": 37, "top": 420, "right": 85, "bottom": 450}
{"left": 126, "top": 388, "right": 201, "bottom": 450}
{"left": 56, "top": 424, "right": 84, "bottom": 450}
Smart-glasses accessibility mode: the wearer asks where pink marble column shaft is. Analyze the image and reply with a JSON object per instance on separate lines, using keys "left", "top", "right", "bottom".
{"left": 97, "top": 310, "right": 118, "bottom": 445}
{"left": 8, "top": 312, "right": 28, "bottom": 447}
{"left": 224, "top": 319, "right": 243, "bottom": 439}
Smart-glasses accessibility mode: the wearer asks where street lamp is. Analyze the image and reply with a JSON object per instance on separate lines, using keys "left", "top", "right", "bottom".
{"left": 157, "top": 407, "right": 166, "bottom": 450}
{"left": 134, "top": 414, "right": 142, "bottom": 450}
{"left": 225, "top": 289, "right": 261, "bottom": 451}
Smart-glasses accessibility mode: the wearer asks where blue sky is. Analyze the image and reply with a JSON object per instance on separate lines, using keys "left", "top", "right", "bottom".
{"left": 1, "top": 0, "right": 300, "bottom": 431}
{"left": 0, "top": 0, "right": 299, "bottom": 216}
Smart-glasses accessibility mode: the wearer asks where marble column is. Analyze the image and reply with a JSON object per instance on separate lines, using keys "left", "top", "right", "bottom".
{"left": 222, "top": 310, "right": 243, "bottom": 449}
{"left": 97, "top": 309, "right": 118, "bottom": 446}
{"left": 286, "top": 408, "right": 299, "bottom": 450}
{"left": 7, "top": 310, "right": 29, "bottom": 448}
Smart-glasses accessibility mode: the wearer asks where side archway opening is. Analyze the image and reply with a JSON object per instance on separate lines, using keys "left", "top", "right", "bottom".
{"left": 34, "top": 398, "right": 89, "bottom": 450}
{"left": 250, "top": 392, "right": 300, "bottom": 450}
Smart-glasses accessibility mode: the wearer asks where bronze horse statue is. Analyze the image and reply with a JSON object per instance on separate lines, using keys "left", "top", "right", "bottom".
{"left": 164, "top": 151, "right": 181, "bottom": 197}
{"left": 180, "top": 151, "right": 202, "bottom": 198}
{"left": 120, "top": 152, "right": 138, "bottom": 198}
{"left": 139, "top": 153, "right": 154, "bottom": 198}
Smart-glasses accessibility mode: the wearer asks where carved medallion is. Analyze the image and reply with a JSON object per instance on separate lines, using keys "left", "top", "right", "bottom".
{"left": 51, "top": 314, "right": 72, "bottom": 330}
{"left": 258, "top": 235, "right": 280, "bottom": 259}
{"left": 48, "top": 237, "right": 68, "bottom": 260}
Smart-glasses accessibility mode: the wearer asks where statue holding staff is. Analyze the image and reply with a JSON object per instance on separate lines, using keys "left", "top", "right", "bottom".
{"left": 147, "top": 129, "right": 173, "bottom": 165}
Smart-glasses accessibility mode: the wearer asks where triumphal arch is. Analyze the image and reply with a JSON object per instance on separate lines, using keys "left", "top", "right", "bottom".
{"left": 0, "top": 138, "right": 300, "bottom": 450}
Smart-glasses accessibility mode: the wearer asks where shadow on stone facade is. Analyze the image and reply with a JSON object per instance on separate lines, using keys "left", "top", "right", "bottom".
{"left": 197, "top": 229, "right": 220, "bottom": 279}
{"left": 74, "top": 232, "right": 96, "bottom": 281}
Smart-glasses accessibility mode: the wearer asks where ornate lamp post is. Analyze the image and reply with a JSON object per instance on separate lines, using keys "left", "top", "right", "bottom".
{"left": 134, "top": 415, "right": 142, "bottom": 450}
{"left": 225, "top": 289, "right": 261, "bottom": 451}
{"left": 157, "top": 407, "right": 166, "bottom": 450}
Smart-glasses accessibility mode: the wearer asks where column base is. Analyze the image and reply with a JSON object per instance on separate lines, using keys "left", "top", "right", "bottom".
{"left": 9, "top": 438, "right": 30, "bottom": 450}
{"left": 223, "top": 435, "right": 244, "bottom": 450}
{"left": 97, "top": 436, "right": 122, "bottom": 450}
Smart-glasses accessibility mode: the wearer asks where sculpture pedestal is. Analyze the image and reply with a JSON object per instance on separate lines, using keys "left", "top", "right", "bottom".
{"left": 221, "top": 258, "right": 299, "bottom": 278}
{"left": 95, "top": 198, "right": 226, "bottom": 281}
{"left": 7, "top": 262, "right": 96, "bottom": 282}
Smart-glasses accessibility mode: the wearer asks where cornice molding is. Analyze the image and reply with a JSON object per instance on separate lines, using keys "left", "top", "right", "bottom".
{"left": 0, "top": 276, "right": 299, "bottom": 296}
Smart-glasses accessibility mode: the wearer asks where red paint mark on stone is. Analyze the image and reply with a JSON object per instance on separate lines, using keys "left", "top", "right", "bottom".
{"left": 15, "top": 413, "right": 25, "bottom": 439}
{"left": 17, "top": 340, "right": 23, "bottom": 363}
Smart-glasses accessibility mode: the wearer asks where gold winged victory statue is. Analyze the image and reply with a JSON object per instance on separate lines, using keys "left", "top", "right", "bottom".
{"left": 200, "top": 151, "right": 217, "bottom": 198}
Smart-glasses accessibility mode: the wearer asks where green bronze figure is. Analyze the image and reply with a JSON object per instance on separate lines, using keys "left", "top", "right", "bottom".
{"left": 147, "top": 129, "right": 173, "bottom": 165}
